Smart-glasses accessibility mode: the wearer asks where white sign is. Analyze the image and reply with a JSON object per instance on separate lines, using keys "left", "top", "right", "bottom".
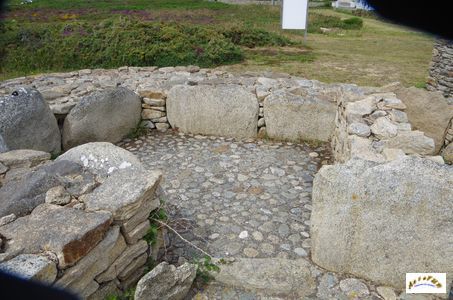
{"left": 406, "top": 273, "right": 447, "bottom": 294}
{"left": 282, "top": 0, "right": 308, "bottom": 30}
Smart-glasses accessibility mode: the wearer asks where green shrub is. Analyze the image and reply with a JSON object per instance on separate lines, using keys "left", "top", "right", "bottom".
{"left": 307, "top": 13, "right": 363, "bottom": 33}
{"left": 0, "top": 17, "right": 244, "bottom": 74}
{"left": 342, "top": 17, "right": 363, "bottom": 29}
{"left": 222, "top": 27, "right": 293, "bottom": 48}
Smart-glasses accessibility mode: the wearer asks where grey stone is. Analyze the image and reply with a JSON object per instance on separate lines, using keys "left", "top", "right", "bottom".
{"left": 264, "top": 90, "right": 336, "bottom": 142}
{"left": 210, "top": 258, "right": 316, "bottom": 298}
{"left": 121, "top": 198, "right": 159, "bottom": 233}
{"left": 442, "top": 142, "right": 453, "bottom": 164}
{"left": 345, "top": 96, "right": 377, "bottom": 122}
{"left": 0, "top": 254, "right": 57, "bottom": 283}
{"left": 370, "top": 117, "right": 398, "bottom": 138}
{"left": 87, "top": 280, "right": 121, "bottom": 300}
{"left": 311, "top": 157, "right": 453, "bottom": 289}
{"left": 377, "top": 97, "right": 407, "bottom": 110}
{"left": 96, "top": 240, "right": 148, "bottom": 283}
{"left": 134, "top": 262, "right": 197, "bottom": 300}
{"left": 142, "top": 109, "right": 166, "bottom": 120}
{"left": 396, "top": 87, "right": 452, "bottom": 152}
{"left": 143, "top": 98, "right": 166, "bottom": 106}
{"left": 45, "top": 186, "right": 71, "bottom": 205}
{"left": 348, "top": 122, "right": 371, "bottom": 137}
{"left": 62, "top": 87, "right": 141, "bottom": 150}
{"left": 0, "top": 214, "right": 16, "bottom": 226}
{"left": 0, "top": 160, "right": 85, "bottom": 217}
{"left": 57, "top": 142, "right": 144, "bottom": 179}
{"left": 82, "top": 169, "right": 161, "bottom": 221}
{"left": 0, "top": 149, "right": 50, "bottom": 170}
{"left": 123, "top": 220, "right": 151, "bottom": 244}
{"left": 118, "top": 252, "right": 148, "bottom": 280}
{"left": 0, "top": 88, "right": 61, "bottom": 154}
{"left": 382, "top": 148, "right": 406, "bottom": 161}
{"left": 389, "top": 109, "right": 408, "bottom": 123}
{"left": 0, "top": 204, "right": 112, "bottom": 268}
{"left": 339, "top": 278, "right": 369, "bottom": 298}
{"left": 0, "top": 134, "right": 8, "bottom": 153}
{"left": 376, "top": 286, "right": 397, "bottom": 300}
{"left": 167, "top": 85, "right": 258, "bottom": 138}
{"left": 383, "top": 130, "right": 435, "bottom": 155}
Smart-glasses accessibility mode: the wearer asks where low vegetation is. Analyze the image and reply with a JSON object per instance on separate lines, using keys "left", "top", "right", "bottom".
{"left": 1, "top": 0, "right": 434, "bottom": 86}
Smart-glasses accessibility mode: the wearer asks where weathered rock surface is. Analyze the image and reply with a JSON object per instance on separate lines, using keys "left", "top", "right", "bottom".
{"left": 0, "top": 160, "right": 85, "bottom": 217}
{"left": 96, "top": 240, "right": 148, "bottom": 283}
{"left": 311, "top": 157, "right": 453, "bottom": 289}
{"left": 442, "top": 142, "right": 453, "bottom": 164}
{"left": 0, "top": 134, "right": 8, "bottom": 153}
{"left": 0, "top": 254, "right": 57, "bottom": 283}
{"left": 0, "top": 88, "right": 61, "bottom": 154}
{"left": 264, "top": 90, "right": 336, "bottom": 142}
{"left": 382, "top": 130, "right": 435, "bottom": 155}
{"left": 0, "top": 204, "right": 112, "bottom": 268}
{"left": 395, "top": 87, "right": 453, "bottom": 153}
{"left": 209, "top": 258, "right": 317, "bottom": 298}
{"left": 56, "top": 226, "right": 125, "bottom": 296}
{"left": 56, "top": 142, "right": 144, "bottom": 179}
{"left": 0, "top": 150, "right": 50, "bottom": 170}
{"left": 167, "top": 85, "right": 258, "bottom": 138}
{"left": 63, "top": 87, "right": 141, "bottom": 150}
{"left": 81, "top": 169, "right": 161, "bottom": 221}
{"left": 134, "top": 262, "right": 197, "bottom": 300}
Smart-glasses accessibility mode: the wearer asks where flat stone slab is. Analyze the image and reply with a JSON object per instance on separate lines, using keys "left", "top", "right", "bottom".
{"left": 0, "top": 149, "right": 50, "bottom": 169}
{"left": 0, "top": 204, "right": 112, "bottom": 268}
{"left": 0, "top": 254, "right": 57, "bottom": 283}
{"left": 210, "top": 258, "right": 318, "bottom": 298}
{"left": 81, "top": 169, "right": 161, "bottom": 221}
{"left": 56, "top": 226, "right": 126, "bottom": 296}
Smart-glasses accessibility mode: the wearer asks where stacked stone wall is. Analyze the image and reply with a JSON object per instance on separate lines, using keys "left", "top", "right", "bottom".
{"left": 427, "top": 39, "right": 453, "bottom": 102}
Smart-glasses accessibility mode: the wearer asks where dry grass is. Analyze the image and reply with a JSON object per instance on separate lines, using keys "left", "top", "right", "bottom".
{"left": 219, "top": 8, "right": 434, "bottom": 87}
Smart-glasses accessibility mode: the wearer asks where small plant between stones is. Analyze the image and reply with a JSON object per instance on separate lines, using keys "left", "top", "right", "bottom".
{"left": 192, "top": 255, "right": 220, "bottom": 284}
{"left": 143, "top": 199, "right": 168, "bottom": 246}
{"left": 127, "top": 122, "right": 148, "bottom": 140}
{"left": 105, "top": 287, "right": 135, "bottom": 300}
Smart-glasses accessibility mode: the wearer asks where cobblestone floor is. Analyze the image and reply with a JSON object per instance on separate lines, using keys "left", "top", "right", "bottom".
{"left": 119, "top": 131, "right": 436, "bottom": 300}
{"left": 119, "top": 131, "right": 330, "bottom": 261}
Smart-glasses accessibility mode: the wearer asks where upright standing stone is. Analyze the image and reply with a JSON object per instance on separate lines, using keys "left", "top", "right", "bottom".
{"left": 167, "top": 85, "right": 258, "bottom": 138}
{"left": 62, "top": 87, "right": 141, "bottom": 150}
{"left": 311, "top": 157, "right": 453, "bottom": 290}
{"left": 264, "top": 90, "right": 336, "bottom": 142}
{"left": 0, "top": 88, "right": 61, "bottom": 154}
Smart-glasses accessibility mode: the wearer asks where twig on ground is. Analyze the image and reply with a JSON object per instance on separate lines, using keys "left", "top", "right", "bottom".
{"left": 151, "top": 218, "right": 214, "bottom": 259}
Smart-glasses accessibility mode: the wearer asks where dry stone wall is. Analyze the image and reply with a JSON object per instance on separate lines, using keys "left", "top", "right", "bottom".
{"left": 332, "top": 89, "right": 440, "bottom": 163}
{"left": 427, "top": 39, "right": 453, "bottom": 102}
{"left": 0, "top": 143, "right": 162, "bottom": 300}
{"left": 0, "top": 66, "right": 376, "bottom": 143}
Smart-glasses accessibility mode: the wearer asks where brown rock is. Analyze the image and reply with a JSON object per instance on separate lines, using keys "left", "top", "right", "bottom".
{"left": 0, "top": 204, "right": 112, "bottom": 268}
